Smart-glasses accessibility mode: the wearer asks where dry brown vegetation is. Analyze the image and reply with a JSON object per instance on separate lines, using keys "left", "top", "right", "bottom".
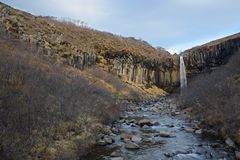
{"left": 0, "top": 2, "right": 170, "bottom": 64}
{"left": 0, "top": 34, "right": 136, "bottom": 159}
{"left": 181, "top": 51, "right": 240, "bottom": 143}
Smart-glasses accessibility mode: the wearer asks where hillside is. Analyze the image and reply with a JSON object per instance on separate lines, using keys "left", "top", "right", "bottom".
{"left": 0, "top": 2, "right": 180, "bottom": 91}
{"left": 182, "top": 32, "right": 240, "bottom": 77}
{"left": 0, "top": 2, "right": 168, "bottom": 159}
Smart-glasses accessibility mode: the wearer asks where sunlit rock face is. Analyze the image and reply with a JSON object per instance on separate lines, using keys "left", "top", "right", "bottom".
{"left": 183, "top": 35, "right": 240, "bottom": 77}
{"left": 104, "top": 51, "right": 180, "bottom": 89}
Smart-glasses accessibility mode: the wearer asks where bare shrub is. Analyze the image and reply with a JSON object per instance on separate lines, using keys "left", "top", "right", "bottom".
{"left": 0, "top": 36, "right": 121, "bottom": 159}
{"left": 181, "top": 51, "right": 240, "bottom": 138}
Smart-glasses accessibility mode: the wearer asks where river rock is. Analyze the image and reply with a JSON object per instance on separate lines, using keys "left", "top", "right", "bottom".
{"left": 104, "top": 136, "right": 114, "bottom": 144}
{"left": 120, "top": 133, "right": 131, "bottom": 140}
{"left": 138, "top": 119, "right": 153, "bottom": 127}
{"left": 111, "top": 127, "right": 118, "bottom": 134}
{"left": 142, "top": 125, "right": 150, "bottom": 129}
{"left": 131, "top": 135, "right": 142, "bottom": 143}
{"left": 185, "top": 128, "right": 195, "bottom": 133}
{"left": 171, "top": 111, "right": 180, "bottom": 116}
{"left": 235, "top": 151, "right": 240, "bottom": 160}
{"left": 211, "top": 143, "right": 221, "bottom": 148}
{"left": 129, "top": 119, "right": 137, "bottom": 124}
{"left": 195, "top": 129, "right": 202, "bottom": 135}
{"left": 96, "top": 139, "right": 106, "bottom": 146}
{"left": 109, "top": 157, "right": 124, "bottom": 160}
{"left": 159, "top": 131, "right": 171, "bottom": 137}
{"left": 153, "top": 121, "right": 160, "bottom": 126}
{"left": 110, "top": 150, "right": 121, "bottom": 157}
{"left": 225, "top": 137, "right": 236, "bottom": 148}
{"left": 102, "top": 125, "right": 112, "bottom": 135}
{"left": 125, "top": 142, "right": 140, "bottom": 149}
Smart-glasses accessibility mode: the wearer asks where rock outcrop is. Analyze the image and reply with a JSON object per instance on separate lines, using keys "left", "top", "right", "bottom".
{"left": 1, "top": 2, "right": 240, "bottom": 91}
{"left": 104, "top": 52, "right": 180, "bottom": 88}
{"left": 0, "top": 2, "right": 180, "bottom": 91}
{"left": 183, "top": 33, "right": 240, "bottom": 77}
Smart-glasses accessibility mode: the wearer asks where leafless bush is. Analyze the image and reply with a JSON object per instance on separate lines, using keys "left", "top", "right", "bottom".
{"left": 0, "top": 37, "right": 120, "bottom": 159}
{"left": 181, "top": 51, "right": 240, "bottom": 137}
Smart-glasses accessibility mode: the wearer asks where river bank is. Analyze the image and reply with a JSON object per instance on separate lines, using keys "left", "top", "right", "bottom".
{"left": 82, "top": 96, "right": 238, "bottom": 160}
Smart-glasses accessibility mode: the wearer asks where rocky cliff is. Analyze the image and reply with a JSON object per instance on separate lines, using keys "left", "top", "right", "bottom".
{"left": 1, "top": 2, "right": 240, "bottom": 92}
{"left": 0, "top": 2, "right": 180, "bottom": 92}
{"left": 183, "top": 33, "right": 240, "bottom": 77}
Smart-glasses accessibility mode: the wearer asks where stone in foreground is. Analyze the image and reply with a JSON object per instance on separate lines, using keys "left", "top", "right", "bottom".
{"left": 159, "top": 131, "right": 171, "bottom": 137}
{"left": 125, "top": 142, "right": 140, "bottom": 149}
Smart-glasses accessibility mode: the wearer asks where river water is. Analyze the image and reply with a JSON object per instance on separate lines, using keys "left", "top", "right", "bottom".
{"left": 83, "top": 97, "right": 235, "bottom": 160}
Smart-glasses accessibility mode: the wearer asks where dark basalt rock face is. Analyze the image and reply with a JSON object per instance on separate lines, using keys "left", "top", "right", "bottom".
{"left": 183, "top": 34, "right": 240, "bottom": 77}
{"left": 1, "top": 2, "right": 240, "bottom": 91}
{"left": 104, "top": 51, "right": 180, "bottom": 89}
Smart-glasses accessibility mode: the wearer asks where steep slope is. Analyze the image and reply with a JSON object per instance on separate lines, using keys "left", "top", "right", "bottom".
{"left": 181, "top": 50, "right": 240, "bottom": 146}
{"left": 182, "top": 33, "right": 240, "bottom": 77}
{"left": 0, "top": 2, "right": 180, "bottom": 90}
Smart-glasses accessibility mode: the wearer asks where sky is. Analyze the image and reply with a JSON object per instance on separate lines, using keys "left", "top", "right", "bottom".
{"left": 1, "top": 0, "right": 240, "bottom": 53}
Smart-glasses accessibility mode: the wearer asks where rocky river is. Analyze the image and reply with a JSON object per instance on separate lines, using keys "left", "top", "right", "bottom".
{"left": 83, "top": 97, "right": 237, "bottom": 160}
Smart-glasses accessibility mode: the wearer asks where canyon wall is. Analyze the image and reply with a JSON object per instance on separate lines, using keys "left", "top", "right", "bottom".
{"left": 2, "top": 2, "right": 240, "bottom": 91}
{"left": 183, "top": 34, "right": 240, "bottom": 77}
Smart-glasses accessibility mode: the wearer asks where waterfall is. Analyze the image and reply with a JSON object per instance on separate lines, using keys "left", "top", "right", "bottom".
{"left": 180, "top": 56, "right": 187, "bottom": 89}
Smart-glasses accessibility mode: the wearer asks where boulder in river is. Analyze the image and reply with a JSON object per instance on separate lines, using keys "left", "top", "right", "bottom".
{"left": 159, "top": 131, "right": 171, "bottom": 137}
{"left": 109, "top": 157, "right": 124, "bottom": 160}
{"left": 131, "top": 135, "right": 142, "bottom": 143}
{"left": 138, "top": 119, "right": 153, "bottom": 127}
{"left": 96, "top": 139, "right": 106, "bottom": 146}
{"left": 110, "top": 150, "right": 121, "bottom": 157}
{"left": 125, "top": 142, "right": 140, "bottom": 149}
{"left": 104, "top": 136, "right": 114, "bottom": 144}
{"left": 225, "top": 137, "right": 236, "bottom": 148}
{"left": 195, "top": 129, "right": 202, "bottom": 135}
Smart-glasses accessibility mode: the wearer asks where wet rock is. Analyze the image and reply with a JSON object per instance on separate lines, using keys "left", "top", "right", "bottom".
{"left": 104, "top": 136, "right": 114, "bottom": 144}
{"left": 102, "top": 126, "right": 112, "bottom": 135}
{"left": 225, "top": 137, "right": 236, "bottom": 148}
{"left": 211, "top": 143, "right": 221, "bottom": 148}
{"left": 151, "top": 107, "right": 159, "bottom": 112}
{"left": 128, "top": 119, "right": 137, "bottom": 124}
{"left": 96, "top": 139, "right": 106, "bottom": 146}
{"left": 119, "top": 119, "right": 126, "bottom": 123}
{"left": 130, "top": 124, "right": 136, "bottom": 127}
{"left": 109, "top": 157, "right": 124, "bottom": 160}
{"left": 138, "top": 119, "right": 153, "bottom": 127}
{"left": 142, "top": 125, "right": 150, "bottom": 129}
{"left": 154, "top": 139, "right": 167, "bottom": 145}
{"left": 235, "top": 151, "right": 240, "bottom": 160}
{"left": 120, "top": 133, "right": 131, "bottom": 141}
{"left": 164, "top": 152, "right": 173, "bottom": 157}
{"left": 131, "top": 135, "right": 142, "bottom": 143}
{"left": 185, "top": 128, "right": 195, "bottom": 133}
{"left": 171, "top": 111, "right": 180, "bottom": 116}
{"left": 195, "top": 129, "right": 202, "bottom": 135}
{"left": 159, "top": 131, "right": 171, "bottom": 137}
{"left": 153, "top": 121, "right": 160, "bottom": 126}
{"left": 110, "top": 150, "right": 121, "bottom": 157}
{"left": 125, "top": 142, "right": 140, "bottom": 149}
{"left": 142, "top": 138, "right": 153, "bottom": 143}
{"left": 166, "top": 124, "right": 174, "bottom": 128}
{"left": 111, "top": 127, "right": 118, "bottom": 134}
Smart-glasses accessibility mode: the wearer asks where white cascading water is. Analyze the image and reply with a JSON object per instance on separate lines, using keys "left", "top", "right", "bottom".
{"left": 180, "top": 56, "right": 187, "bottom": 89}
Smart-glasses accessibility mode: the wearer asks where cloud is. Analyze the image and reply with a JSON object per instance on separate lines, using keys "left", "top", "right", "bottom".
{"left": 2, "top": 0, "right": 240, "bottom": 52}
{"left": 45, "top": 0, "right": 110, "bottom": 24}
